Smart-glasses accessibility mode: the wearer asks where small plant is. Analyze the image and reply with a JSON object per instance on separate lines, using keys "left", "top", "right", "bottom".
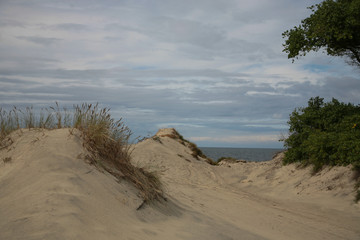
{"left": 177, "top": 154, "right": 191, "bottom": 162}
{"left": 187, "top": 141, "right": 217, "bottom": 165}
{"left": 2, "top": 157, "right": 12, "bottom": 163}
{"left": 217, "top": 157, "right": 238, "bottom": 164}
{"left": 38, "top": 108, "right": 54, "bottom": 128}
{"left": 152, "top": 136, "right": 162, "bottom": 144}
{"left": 355, "top": 179, "right": 360, "bottom": 203}
{"left": 0, "top": 108, "right": 17, "bottom": 142}
{"left": 157, "top": 128, "right": 217, "bottom": 165}
{"left": 0, "top": 136, "right": 13, "bottom": 150}
{"left": 353, "top": 165, "right": 360, "bottom": 203}
{"left": 355, "top": 190, "right": 360, "bottom": 203}
{"left": 24, "top": 106, "right": 35, "bottom": 129}
{"left": 205, "top": 158, "right": 218, "bottom": 166}
{"left": 188, "top": 142, "right": 202, "bottom": 159}
{"left": 49, "top": 102, "right": 72, "bottom": 128}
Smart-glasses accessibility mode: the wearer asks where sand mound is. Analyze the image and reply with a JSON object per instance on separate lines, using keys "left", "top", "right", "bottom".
{"left": 0, "top": 129, "right": 147, "bottom": 239}
{"left": 1, "top": 128, "right": 359, "bottom": 240}
{"left": 155, "top": 128, "right": 180, "bottom": 138}
{"left": 132, "top": 129, "right": 360, "bottom": 239}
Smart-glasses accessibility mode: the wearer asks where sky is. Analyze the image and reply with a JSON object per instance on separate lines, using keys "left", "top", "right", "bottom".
{"left": 0, "top": 0, "right": 359, "bottom": 148}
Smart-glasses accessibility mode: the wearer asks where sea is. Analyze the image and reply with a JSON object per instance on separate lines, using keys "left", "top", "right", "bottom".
{"left": 199, "top": 147, "right": 284, "bottom": 162}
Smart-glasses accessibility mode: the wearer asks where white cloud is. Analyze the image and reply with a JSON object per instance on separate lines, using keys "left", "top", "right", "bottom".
{"left": 189, "top": 134, "right": 279, "bottom": 144}
{"left": 0, "top": 0, "right": 358, "bottom": 148}
{"left": 245, "top": 91, "right": 301, "bottom": 97}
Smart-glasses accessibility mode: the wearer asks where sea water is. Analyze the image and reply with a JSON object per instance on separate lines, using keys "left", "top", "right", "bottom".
{"left": 199, "top": 147, "right": 284, "bottom": 162}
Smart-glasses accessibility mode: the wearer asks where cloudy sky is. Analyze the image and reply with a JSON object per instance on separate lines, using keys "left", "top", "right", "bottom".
{"left": 0, "top": 0, "right": 359, "bottom": 148}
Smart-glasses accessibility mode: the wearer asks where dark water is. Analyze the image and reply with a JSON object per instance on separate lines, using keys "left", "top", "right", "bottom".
{"left": 199, "top": 147, "right": 284, "bottom": 162}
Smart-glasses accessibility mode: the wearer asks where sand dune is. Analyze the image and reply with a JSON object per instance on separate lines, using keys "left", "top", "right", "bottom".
{"left": 1, "top": 128, "right": 359, "bottom": 239}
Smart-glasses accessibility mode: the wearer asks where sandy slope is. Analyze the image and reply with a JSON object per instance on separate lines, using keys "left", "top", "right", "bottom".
{"left": 1, "top": 128, "right": 359, "bottom": 240}
{"left": 132, "top": 128, "right": 360, "bottom": 240}
{"left": 0, "top": 129, "right": 149, "bottom": 240}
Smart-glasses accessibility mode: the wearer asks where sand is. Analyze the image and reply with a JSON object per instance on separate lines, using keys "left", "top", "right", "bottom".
{"left": 1, "top": 128, "right": 359, "bottom": 240}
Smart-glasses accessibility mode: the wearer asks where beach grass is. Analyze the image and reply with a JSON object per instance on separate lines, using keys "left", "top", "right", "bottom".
{"left": 0, "top": 103, "right": 163, "bottom": 203}
{"left": 165, "top": 129, "right": 217, "bottom": 165}
{"left": 217, "top": 157, "right": 239, "bottom": 164}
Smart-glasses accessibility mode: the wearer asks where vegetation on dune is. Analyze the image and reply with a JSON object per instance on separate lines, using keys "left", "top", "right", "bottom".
{"left": 356, "top": 182, "right": 360, "bottom": 202}
{"left": 282, "top": 97, "right": 360, "bottom": 170}
{"left": 281, "top": 97, "right": 360, "bottom": 201}
{"left": 282, "top": 0, "right": 360, "bottom": 67}
{"left": 282, "top": 0, "right": 360, "bottom": 202}
{"left": 0, "top": 103, "right": 163, "bottom": 203}
{"left": 169, "top": 129, "right": 218, "bottom": 165}
{"left": 217, "top": 157, "right": 240, "bottom": 164}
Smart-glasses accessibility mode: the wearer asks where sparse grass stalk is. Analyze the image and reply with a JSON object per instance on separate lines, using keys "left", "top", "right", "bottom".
{"left": 0, "top": 108, "right": 18, "bottom": 149}
{"left": 0, "top": 108, "right": 12, "bottom": 138}
{"left": 23, "top": 106, "right": 35, "bottom": 129}
{"left": 42, "top": 108, "right": 55, "bottom": 128}
{"left": 12, "top": 107, "right": 20, "bottom": 130}
{"left": 62, "top": 106, "right": 71, "bottom": 128}
{"left": 50, "top": 102, "right": 63, "bottom": 128}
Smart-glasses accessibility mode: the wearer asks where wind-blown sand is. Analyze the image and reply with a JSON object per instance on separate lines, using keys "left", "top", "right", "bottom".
{"left": 1, "top": 128, "right": 359, "bottom": 239}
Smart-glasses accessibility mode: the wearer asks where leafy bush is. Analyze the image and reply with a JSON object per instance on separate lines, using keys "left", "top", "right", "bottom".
{"left": 282, "top": 97, "right": 360, "bottom": 171}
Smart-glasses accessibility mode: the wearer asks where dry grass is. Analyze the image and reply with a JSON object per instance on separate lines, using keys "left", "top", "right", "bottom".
{"left": 73, "top": 103, "right": 163, "bottom": 202}
{"left": 161, "top": 129, "right": 217, "bottom": 165}
{"left": 0, "top": 103, "right": 163, "bottom": 203}
{"left": 217, "top": 157, "right": 239, "bottom": 164}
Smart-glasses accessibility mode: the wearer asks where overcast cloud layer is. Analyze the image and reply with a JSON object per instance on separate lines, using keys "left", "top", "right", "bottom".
{"left": 0, "top": 0, "right": 359, "bottom": 148}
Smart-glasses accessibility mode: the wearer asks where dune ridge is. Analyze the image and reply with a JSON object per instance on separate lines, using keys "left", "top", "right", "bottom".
{"left": 1, "top": 128, "right": 359, "bottom": 239}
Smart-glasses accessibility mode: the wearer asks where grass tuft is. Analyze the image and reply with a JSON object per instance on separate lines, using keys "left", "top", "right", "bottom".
{"left": 161, "top": 128, "right": 217, "bottom": 165}
{"left": 73, "top": 103, "right": 163, "bottom": 202}
{"left": 217, "top": 157, "right": 239, "bottom": 164}
{"left": 0, "top": 103, "right": 163, "bottom": 203}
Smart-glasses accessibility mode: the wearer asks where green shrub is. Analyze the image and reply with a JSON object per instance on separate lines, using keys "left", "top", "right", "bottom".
{"left": 282, "top": 97, "right": 360, "bottom": 171}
